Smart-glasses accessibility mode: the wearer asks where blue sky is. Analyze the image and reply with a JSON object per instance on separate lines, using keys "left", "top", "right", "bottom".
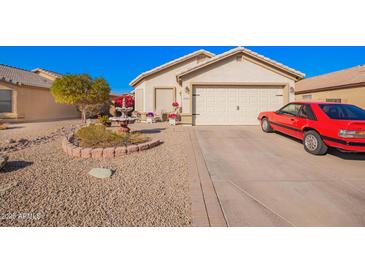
{"left": 1, "top": 46, "right": 365, "bottom": 94}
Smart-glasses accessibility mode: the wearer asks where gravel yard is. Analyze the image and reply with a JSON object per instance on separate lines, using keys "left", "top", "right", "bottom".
{"left": 0, "top": 121, "right": 191, "bottom": 226}
{"left": 0, "top": 119, "right": 81, "bottom": 146}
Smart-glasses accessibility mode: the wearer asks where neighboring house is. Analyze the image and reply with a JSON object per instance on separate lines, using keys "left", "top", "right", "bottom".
{"left": 130, "top": 47, "right": 305, "bottom": 125}
{"left": 0, "top": 65, "right": 80, "bottom": 122}
{"left": 295, "top": 65, "right": 365, "bottom": 109}
{"left": 110, "top": 93, "right": 120, "bottom": 101}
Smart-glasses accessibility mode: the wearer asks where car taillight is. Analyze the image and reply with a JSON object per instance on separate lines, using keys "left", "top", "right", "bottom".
{"left": 338, "top": 129, "right": 365, "bottom": 138}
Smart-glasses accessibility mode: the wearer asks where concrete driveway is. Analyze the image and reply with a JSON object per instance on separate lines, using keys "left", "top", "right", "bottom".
{"left": 193, "top": 126, "right": 365, "bottom": 226}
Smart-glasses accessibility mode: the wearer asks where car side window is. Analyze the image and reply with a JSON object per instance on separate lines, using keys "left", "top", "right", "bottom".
{"left": 278, "top": 103, "right": 301, "bottom": 116}
{"left": 298, "top": 104, "right": 317, "bottom": 120}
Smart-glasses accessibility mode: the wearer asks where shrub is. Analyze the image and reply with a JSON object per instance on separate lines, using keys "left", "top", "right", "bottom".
{"left": 97, "top": 115, "right": 109, "bottom": 124}
{"left": 76, "top": 124, "right": 120, "bottom": 148}
{"left": 75, "top": 124, "right": 148, "bottom": 148}
{"left": 83, "top": 101, "right": 112, "bottom": 118}
{"left": 97, "top": 115, "right": 111, "bottom": 126}
{"left": 118, "top": 132, "right": 148, "bottom": 144}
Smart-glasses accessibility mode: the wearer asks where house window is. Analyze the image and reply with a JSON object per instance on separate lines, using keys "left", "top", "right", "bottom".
{"left": 0, "top": 89, "right": 12, "bottom": 113}
{"left": 302, "top": 94, "right": 312, "bottom": 100}
{"left": 326, "top": 98, "right": 341, "bottom": 103}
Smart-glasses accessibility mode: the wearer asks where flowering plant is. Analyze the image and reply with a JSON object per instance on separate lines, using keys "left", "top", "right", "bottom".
{"left": 114, "top": 95, "right": 134, "bottom": 108}
{"left": 172, "top": 101, "right": 179, "bottom": 107}
{"left": 168, "top": 113, "right": 177, "bottom": 119}
{"left": 146, "top": 112, "right": 154, "bottom": 117}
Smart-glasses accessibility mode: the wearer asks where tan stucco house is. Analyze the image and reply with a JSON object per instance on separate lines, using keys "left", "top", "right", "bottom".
{"left": 0, "top": 65, "right": 80, "bottom": 122}
{"left": 130, "top": 47, "right": 305, "bottom": 125}
{"left": 295, "top": 65, "right": 365, "bottom": 109}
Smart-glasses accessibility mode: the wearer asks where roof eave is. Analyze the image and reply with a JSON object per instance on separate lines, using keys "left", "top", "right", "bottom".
{"left": 177, "top": 48, "right": 305, "bottom": 81}
{"left": 32, "top": 68, "right": 62, "bottom": 78}
{"left": 0, "top": 78, "right": 51, "bottom": 89}
{"left": 129, "top": 50, "right": 215, "bottom": 87}
{"left": 0, "top": 78, "right": 22, "bottom": 86}
{"left": 296, "top": 82, "right": 365, "bottom": 94}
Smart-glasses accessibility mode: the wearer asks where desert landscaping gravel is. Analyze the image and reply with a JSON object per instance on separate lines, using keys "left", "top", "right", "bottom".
{"left": 0, "top": 119, "right": 81, "bottom": 146}
{"left": 0, "top": 121, "right": 191, "bottom": 226}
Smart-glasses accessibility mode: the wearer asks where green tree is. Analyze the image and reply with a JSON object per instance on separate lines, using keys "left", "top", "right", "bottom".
{"left": 51, "top": 74, "right": 110, "bottom": 122}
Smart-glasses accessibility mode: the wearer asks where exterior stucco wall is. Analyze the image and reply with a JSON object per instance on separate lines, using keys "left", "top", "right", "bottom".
{"left": 133, "top": 54, "right": 210, "bottom": 113}
{"left": 134, "top": 81, "right": 146, "bottom": 112}
{"left": 134, "top": 88, "right": 144, "bottom": 112}
{"left": 0, "top": 81, "right": 80, "bottom": 122}
{"left": 295, "top": 86, "right": 365, "bottom": 109}
{"left": 180, "top": 55, "right": 296, "bottom": 114}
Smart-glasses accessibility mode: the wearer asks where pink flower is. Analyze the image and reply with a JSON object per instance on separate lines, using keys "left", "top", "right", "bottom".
{"left": 172, "top": 102, "right": 179, "bottom": 107}
{"left": 168, "top": 113, "right": 177, "bottom": 119}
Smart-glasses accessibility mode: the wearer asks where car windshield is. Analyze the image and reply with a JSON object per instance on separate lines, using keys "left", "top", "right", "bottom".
{"left": 319, "top": 104, "right": 365, "bottom": 120}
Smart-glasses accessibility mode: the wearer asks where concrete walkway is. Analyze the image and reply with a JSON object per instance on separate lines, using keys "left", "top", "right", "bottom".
{"left": 192, "top": 126, "right": 365, "bottom": 227}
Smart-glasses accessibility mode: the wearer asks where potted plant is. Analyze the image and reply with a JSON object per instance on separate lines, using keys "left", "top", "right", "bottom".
{"left": 168, "top": 113, "right": 177, "bottom": 125}
{"left": 146, "top": 112, "right": 154, "bottom": 124}
{"left": 168, "top": 101, "right": 179, "bottom": 125}
{"left": 161, "top": 112, "right": 168, "bottom": 122}
{"left": 172, "top": 101, "right": 179, "bottom": 109}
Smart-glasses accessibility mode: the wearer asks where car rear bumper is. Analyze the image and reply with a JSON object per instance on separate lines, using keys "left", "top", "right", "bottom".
{"left": 322, "top": 136, "right": 365, "bottom": 152}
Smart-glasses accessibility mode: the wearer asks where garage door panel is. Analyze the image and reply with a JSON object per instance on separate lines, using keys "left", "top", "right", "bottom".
{"left": 193, "top": 86, "right": 283, "bottom": 125}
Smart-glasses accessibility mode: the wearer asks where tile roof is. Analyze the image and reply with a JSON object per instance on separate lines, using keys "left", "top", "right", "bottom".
{"left": 0, "top": 64, "right": 53, "bottom": 88}
{"left": 32, "top": 68, "right": 63, "bottom": 78}
{"left": 296, "top": 65, "right": 365, "bottom": 93}
{"left": 177, "top": 47, "right": 305, "bottom": 80}
{"left": 129, "top": 49, "right": 215, "bottom": 86}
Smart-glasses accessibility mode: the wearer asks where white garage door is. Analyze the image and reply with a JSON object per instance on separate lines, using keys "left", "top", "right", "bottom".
{"left": 193, "top": 86, "right": 284, "bottom": 125}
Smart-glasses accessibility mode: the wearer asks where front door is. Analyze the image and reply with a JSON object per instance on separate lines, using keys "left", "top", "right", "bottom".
{"left": 155, "top": 88, "right": 175, "bottom": 116}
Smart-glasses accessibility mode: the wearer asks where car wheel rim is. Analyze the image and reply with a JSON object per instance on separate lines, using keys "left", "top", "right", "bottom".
{"left": 262, "top": 120, "right": 268, "bottom": 130}
{"left": 305, "top": 135, "right": 318, "bottom": 151}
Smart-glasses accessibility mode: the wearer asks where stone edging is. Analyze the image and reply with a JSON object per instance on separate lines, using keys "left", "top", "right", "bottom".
{"left": 61, "top": 136, "right": 161, "bottom": 158}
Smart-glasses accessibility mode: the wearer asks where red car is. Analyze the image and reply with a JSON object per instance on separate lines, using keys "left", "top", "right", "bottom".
{"left": 258, "top": 102, "right": 365, "bottom": 155}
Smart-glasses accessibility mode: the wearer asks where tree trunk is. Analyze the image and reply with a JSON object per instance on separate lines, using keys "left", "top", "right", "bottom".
{"left": 81, "top": 107, "right": 87, "bottom": 123}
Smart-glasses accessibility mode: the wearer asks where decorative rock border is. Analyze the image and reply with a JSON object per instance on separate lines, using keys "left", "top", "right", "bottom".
{"left": 61, "top": 135, "right": 161, "bottom": 158}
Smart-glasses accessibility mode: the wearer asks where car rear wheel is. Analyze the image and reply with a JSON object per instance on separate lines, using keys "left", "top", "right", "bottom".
{"left": 303, "top": 130, "right": 328, "bottom": 155}
{"left": 261, "top": 118, "right": 273, "bottom": 133}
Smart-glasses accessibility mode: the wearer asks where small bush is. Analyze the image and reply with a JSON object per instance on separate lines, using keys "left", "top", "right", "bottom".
{"left": 118, "top": 132, "right": 148, "bottom": 145}
{"left": 75, "top": 124, "right": 148, "bottom": 148}
{"left": 97, "top": 115, "right": 111, "bottom": 126}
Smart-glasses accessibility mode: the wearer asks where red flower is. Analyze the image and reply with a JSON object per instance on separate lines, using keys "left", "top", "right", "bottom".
{"left": 168, "top": 113, "right": 177, "bottom": 119}
{"left": 172, "top": 101, "right": 179, "bottom": 107}
{"left": 115, "top": 95, "right": 134, "bottom": 108}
